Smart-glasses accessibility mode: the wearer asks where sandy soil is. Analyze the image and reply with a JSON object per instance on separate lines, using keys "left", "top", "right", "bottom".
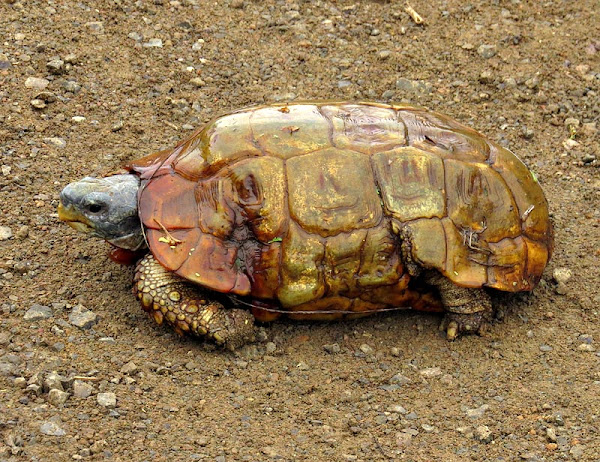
{"left": 1, "top": 0, "right": 599, "bottom": 460}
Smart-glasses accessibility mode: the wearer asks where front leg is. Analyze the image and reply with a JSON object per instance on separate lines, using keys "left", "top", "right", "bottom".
{"left": 425, "top": 272, "right": 494, "bottom": 340}
{"left": 133, "top": 254, "right": 256, "bottom": 349}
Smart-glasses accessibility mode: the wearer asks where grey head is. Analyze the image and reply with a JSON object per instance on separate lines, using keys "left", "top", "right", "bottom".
{"left": 58, "top": 174, "right": 146, "bottom": 250}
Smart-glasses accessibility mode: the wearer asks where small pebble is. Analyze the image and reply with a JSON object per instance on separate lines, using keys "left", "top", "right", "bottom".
{"left": 23, "top": 304, "right": 52, "bottom": 321}
{"left": 43, "top": 137, "right": 67, "bottom": 149}
{"left": 46, "top": 58, "right": 64, "bottom": 74}
{"left": 73, "top": 380, "right": 93, "bottom": 399}
{"left": 377, "top": 50, "right": 391, "bottom": 60}
{"left": 546, "top": 427, "right": 557, "bottom": 442}
{"left": 475, "top": 425, "right": 493, "bottom": 443}
{"left": 552, "top": 268, "right": 572, "bottom": 285}
{"left": 0, "top": 226, "right": 13, "bottom": 240}
{"left": 40, "top": 421, "right": 66, "bottom": 436}
{"left": 359, "top": 344, "right": 374, "bottom": 355}
{"left": 85, "top": 21, "right": 104, "bottom": 33}
{"left": 388, "top": 404, "right": 408, "bottom": 414}
{"left": 466, "top": 404, "right": 489, "bottom": 419}
{"left": 265, "top": 342, "right": 276, "bottom": 354}
{"left": 97, "top": 392, "right": 116, "bottom": 408}
{"left": 323, "top": 343, "right": 340, "bottom": 354}
{"left": 69, "top": 305, "right": 98, "bottom": 329}
{"left": 419, "top": 367, "right": 442, "bottom": 378}
{"left": 389, "top": 373, "right": 411, "bottom": 385}
{"left": 539, "top": 344, "right": 553, "bottom": 352}
{"left": 143, "top": 38, "right": 163, "bottom": 48}
{"left": 44, "top": 372, "right": 65, "bottom": 392}
{"left": 25, "top": 77, "right": 49, "bottom": 90}
{"left": 48, "top": 389, "right": 69, "bottom": 406}
{"left": 477, "top": 44, "right": 497, "bottom": 59}
{"left": 120, "top": 361, "right": 139, "bottom": 375}
{"left": 30, "top": 99, "right": 46, "bottom": 109}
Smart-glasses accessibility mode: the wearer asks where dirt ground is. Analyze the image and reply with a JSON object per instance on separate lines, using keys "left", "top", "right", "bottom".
{"left": 1, "top": 0, "right": 599, "bottom": 460}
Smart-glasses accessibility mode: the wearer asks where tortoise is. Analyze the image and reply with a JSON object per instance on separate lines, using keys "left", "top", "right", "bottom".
{"left": 58, "top": 101, "right": 553, "bottom": 348}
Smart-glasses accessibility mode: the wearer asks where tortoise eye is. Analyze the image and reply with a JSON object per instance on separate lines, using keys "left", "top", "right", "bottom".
{"left": 88, "top": 203, "right": 104, "bottom": 213}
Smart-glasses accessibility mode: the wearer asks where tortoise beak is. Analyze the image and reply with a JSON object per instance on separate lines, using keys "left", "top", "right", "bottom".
{"left": 57, "top": 202, "right": 93, "bottom": 233}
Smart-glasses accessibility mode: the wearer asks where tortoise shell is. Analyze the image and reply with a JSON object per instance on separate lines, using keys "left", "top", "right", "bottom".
{"left": 126, "top": 102, "right": 552, "bottom": 319}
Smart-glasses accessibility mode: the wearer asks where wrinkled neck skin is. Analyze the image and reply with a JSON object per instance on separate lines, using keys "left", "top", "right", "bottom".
{"left": 58, "top": 174, "right": 146, "bottom": 251}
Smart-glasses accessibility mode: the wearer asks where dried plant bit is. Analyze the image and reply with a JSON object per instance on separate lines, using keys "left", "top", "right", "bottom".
{"left": 154, "top": 218, "right": 182, "bottom": 247}
{"left": 405, "top": 2, "right": 424, "bottom": 24}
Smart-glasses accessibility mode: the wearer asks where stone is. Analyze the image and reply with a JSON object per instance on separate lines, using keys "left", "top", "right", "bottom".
{"left": 475, "top": 425, "right": 492, "bottom": 443}
{"left": 69, "top": 305, "right": 97, "bottom": 329}
{"left": 0, "top": 226, "right": 13, "bottom": 240}
{"left": 40, "top": 421, "right": 66, "bottom": 436}
{"left": 552, "top": 267, "right": 572, "bottom": 285}
{"left": 43, "top": 137, "right": 67, "bottom": 149}
{"left": 359, "top": 344, "right": 374, "bottom": 355}
{"left": 120, "top": 361, "right": 139, "bottom": 375}
{"left": 323, "top": 343, "right": 341, "bottom": 354}
{"left": 46, "top": 58, "right": 65, "bottom": 74}
{"left": 23, "top": 304, "right": 52, "bottom": 321}
{"left": 389, "top": 373, "right": 411, "bottom": 385}
{"left": 25, "top": 77, "right": 49, "bottom": 90}
{"left": 143, "top": 39, "right": 163, "bottom": 48}
{"left": 43, "top": 372, "right": 65, "bottom": 392}
{"left": 48, "top": 389, "right": 69, "bottom": 406}
{"left": 97, "top": 392, "right": 116, "bottom": 408}
{"left": 73, "top": 380, "right": 93, "bottom": 399}
{"left": 419, "top": 367, "right": 442, "bottom": 378}
{"left": 466, "top": 404, "right": 489, "bottom": 419}
{"left": 477, "top": 44, "right": 497, "bottom": 59}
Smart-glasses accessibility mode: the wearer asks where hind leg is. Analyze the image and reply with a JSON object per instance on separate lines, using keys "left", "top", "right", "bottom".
{"left": 425, "top": 272, "right": 494, "bottom": 340}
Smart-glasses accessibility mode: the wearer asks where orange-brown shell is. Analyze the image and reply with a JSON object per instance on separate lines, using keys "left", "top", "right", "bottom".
{"left": 126, "top": 102, "right": 552, "bottom": 318}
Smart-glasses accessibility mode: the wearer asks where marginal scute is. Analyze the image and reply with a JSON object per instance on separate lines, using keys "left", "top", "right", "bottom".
{"left": 320, "top": 103, "right": 406, "bottom": 154}
{"left": 356, "top": 225, "right": 403, "bottom": 288}
{"left": 323, "top": 229, "right": 367, "bottom": 297}
{"left": 487, "top": 142, "right": 552, "bottom": 244}
{"left": 523, "top": 237, "right": 550, "bottom": 288}
{"left": 373, "top": 147, "right": 445, "bottom": 221}
{"left": 442, "top": 217, "right": 488, "bottom": 287}
{"left": 251, "top": 104, "right": 330, "bottom": 158}
{"left": 487, "top": 237, "right": 527, "bottom": 291}
{"left": 401, "top": 109, "right": 490, "bottom": 162}
{"left": 247, "top": 243, "right": 281, "bottom": 299}
{"left": 286, "top": 147, "right": 382, "bottom": 236}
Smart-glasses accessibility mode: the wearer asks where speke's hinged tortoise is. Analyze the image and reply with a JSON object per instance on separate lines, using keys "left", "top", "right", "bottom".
{"left": 58, "top": 101, "right": 553, "bottom": 349}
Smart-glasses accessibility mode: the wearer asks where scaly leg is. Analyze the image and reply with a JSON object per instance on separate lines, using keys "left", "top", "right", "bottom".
{"left": 425, "top": 272, "right": 494, "bottom": 340}
{"left": 133, "top": 254, "right": 256, "bottom": 349}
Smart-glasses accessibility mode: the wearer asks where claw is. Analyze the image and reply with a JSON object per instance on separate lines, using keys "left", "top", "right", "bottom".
{"left": 446, "top": 321, "right": 459, "bottom": 340}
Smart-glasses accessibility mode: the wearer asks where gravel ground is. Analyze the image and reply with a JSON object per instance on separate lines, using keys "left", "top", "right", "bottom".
{"left": 0, "top": 0, "right": 599, "bottom": 461}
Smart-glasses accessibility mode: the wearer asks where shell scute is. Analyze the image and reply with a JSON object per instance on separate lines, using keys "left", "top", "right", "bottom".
{"left": 286, "top": 147, "right": 381, "bottom": 236}
{"left": 250, "top": 104, "right": 331, "bottom": 158}
{"left": 319, "top": 103, "right": 406, "bottom": 154}
{"left": 373, "top": 147, "right": 446, "bottom": 222}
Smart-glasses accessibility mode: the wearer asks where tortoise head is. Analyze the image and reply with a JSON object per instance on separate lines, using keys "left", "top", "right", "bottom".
{"left": 58, "top": 174, "right": 145, "bottom": 250}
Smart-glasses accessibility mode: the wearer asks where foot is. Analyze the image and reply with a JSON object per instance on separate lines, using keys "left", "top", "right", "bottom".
{"left": 440, "top": 310, "right": 492, "bottom": 340}
{"left": 133, "top": 254, "right": 256, "bottom": 349}
{"left": 425, "top": 271, "right": 494, "bottom": 340}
